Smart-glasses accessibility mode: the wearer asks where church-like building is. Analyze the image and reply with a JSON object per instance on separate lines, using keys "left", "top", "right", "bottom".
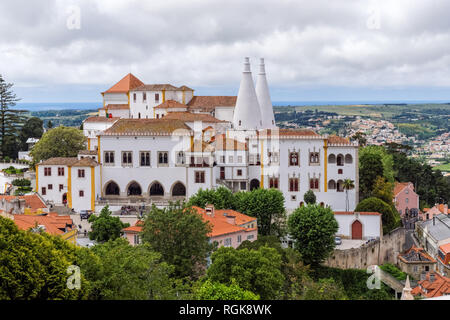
{"left": 36, "top": 58, "right": 359, "bottom": 213}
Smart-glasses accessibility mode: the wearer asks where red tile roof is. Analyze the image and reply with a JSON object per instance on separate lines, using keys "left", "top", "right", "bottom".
{"left": 163, "top": 112, "right": 226, "bottom": 123}
{"left": 103, "top": 73, "right": 144, "bottom": 94}
{"left": 0, "top": 194, "right": 47, "bottom": 212}
{"left": 99, "top": 104, "right": 130, "bottom": 111}
{"left": 411, "top": 272, "right": 450, "bottom": 298}
{"left": 212, "top": 134, "right": 248, "bottom": 151}
{"left": 38, "top": 157, "right": 98, "bottom": 167}
{"left": 101, "top": 119, "right": 192, "bottom": 136}
{"left": 187, "top": 96, "right": 237, "bottom": 112}
{"left": 13, "top": 213, "right": 74, "bottom": 236}
{"left": 154, "top": 100, "right": 188, "bottom": 109}
{"left": 394, "top": 182, "right": 413, "bottom": 196}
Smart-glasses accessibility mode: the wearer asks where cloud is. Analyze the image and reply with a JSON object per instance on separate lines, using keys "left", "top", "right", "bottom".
{"left": 1, "top": 0, "right": 450, "bottom": 101}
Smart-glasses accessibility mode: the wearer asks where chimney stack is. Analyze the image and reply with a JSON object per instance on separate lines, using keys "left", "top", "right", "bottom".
{"left": 205, "top": 204, "right": 215, "bottom": 217}
{"left": 226, "top": 215, "right": 236, "bottom": 226}
{"left": 255, "top": 58, "right": 276, "bottom": 129}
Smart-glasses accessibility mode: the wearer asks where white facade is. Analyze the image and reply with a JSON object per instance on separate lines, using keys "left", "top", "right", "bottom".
{"left": 334, "top": 212, "right": 382, "bottom": 240}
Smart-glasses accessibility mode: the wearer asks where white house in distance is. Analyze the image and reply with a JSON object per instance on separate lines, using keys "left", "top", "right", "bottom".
{"left": 36, "top": 58, "right": 359, "bottom": 214}
{"left": 334, "top": 211, "right": 382, "bottom": 240}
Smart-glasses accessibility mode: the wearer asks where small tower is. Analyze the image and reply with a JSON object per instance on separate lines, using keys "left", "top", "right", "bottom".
{"left": 255, "top": 58, "right": 276, "bottom": 129}
{"left": 232, "top": 57, "right": 263, "bottom": 130}
{"left": 401, "top": 275, "right": 414, "bottom": 300}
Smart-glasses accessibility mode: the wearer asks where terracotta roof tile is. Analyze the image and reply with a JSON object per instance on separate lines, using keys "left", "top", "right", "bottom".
{"left": 212, "top": 134, "right": 248, "bottom": 151}
{"left": 394, "top": 182, "right": 412, "bottom": 196}
{"left": 103, "top": 73, "right": 144, "bottom": 94}
{"left": 84, "top": 116, "right": 120, "bottom": 123}
{"left": 101, "top": 119, "right": 192, "bottom": 136}
{"left": 154, "top": 100, "right": 188, "bottom": 109}
{"left": 327, "top": 135, "right": 351, "bottom": 144}
{"left": 163, "top": 112, "right": 226, "bottom": 123}
{"left": 99, "top": 104, "right": 130, "bottom": 111}
{"left": 0, "top": 194, "right": 47, "bottom": 211}
{"left": 187, "top": 96, "right": 237, "bottom": 112}
{"left": 38, "top": 157, "right": 98, "bottom": 167}
{"left": 78, "top": 150, "right": 98, "bottom": 156}
{"left": 13, "top": 214, "right": 74, "bottom": 236}
{"left": 334, "top": 211, "right": 381, "bottom": 216}
{"left": 133, "top": 84, "right": 179, "bottom": 91}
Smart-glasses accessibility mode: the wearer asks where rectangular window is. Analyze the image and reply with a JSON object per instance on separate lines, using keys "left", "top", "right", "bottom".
{"left": 78, "top": 169, "right": 85, "bottom": 178}
{"left": 133, "top": 93, "right": 136, "bottom": 103}
{"left": 237, "top": 156, "right": 243, "bottom": 163}
{"left": 289, "top": 178, "right": 299, "bottom": 192}
{"left": 240, "top": 182, "right": 247, "bottom": 190}
{"left": 48, "top": 184, "right": 53, "bottom": 190}
{"left": 158, "top": 152, "right": 168, "bottom": 166}
{"left": 44, "top": 167, "right": 52, "bottom": 176}
{"left": 237, "top": 235, "right": 242, "bottom": 243}
{"left": 309, "top": 152, "right": 320, "bottom": 164}
{"left": 310, "top": 178, "right": 319, "bottom": 191}
{"left": 58, "top": 167, "right": 64, "bottom": 176}
{"left": 143, "top": 93, "right": 146, "bottom": 102}
{"left": 269, "top": 177, "right": 279, "bottom": 189}
{"left": 134, "top": 234, "right": 140, "bottom": 245}
{"left": 224, "top": 238, "right": 232, "bottom": 247}
{"left": 79, "top": 190, "right": 84, "bottom": 197}
{"left": 140, "top": 151, "right": 151, "bottom": 166}
{"left": 247, "top": 235, "right": 254, "bottom": 240}
{"left": 289, "top": 152, "right": 299, "bottom": 166}
{"left": 195, "top": 171, "right": 205, "bottom": 183}
{"left": 220, "top": 156, "right": 225, "bottom": 163}
{"left": 59, "top": 184, "right": 64, "bottom": 192}
{"left": 237, "top": 169, "right": 242, "bottom": 176}
{"left": 122, "top": 151, "right": 133, "bottom": 166}
{"left": 104, "top": 151, "right": 115, "bottom": 165}
{"left": 41, "top": 187, "right": 46, "bottom": 195}
{"left": 155, "top": 93, "right": 160, "bottom": 102}
{"left": 229, "top": 156, "right": 233, "bottom": 163}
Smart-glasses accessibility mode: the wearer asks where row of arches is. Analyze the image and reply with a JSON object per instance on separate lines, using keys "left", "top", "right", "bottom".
{"left": 104, "top": 180, "right": 186, "bottom": 197}
{"left": 328, "top": 179, "right": 345, "bottom": 192}
{"left": 328, "top": 154, "right": 353, "bottom": 166}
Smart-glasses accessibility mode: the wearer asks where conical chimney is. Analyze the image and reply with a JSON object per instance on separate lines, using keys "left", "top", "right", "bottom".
{"left": 232, "top": 57, "right": 263, "bottom": 130}
{"left": 255, "top": 58, "right": 276, "bottom": 129}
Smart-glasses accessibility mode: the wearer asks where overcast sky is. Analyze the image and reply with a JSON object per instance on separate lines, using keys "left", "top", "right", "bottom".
{"left": 1, "top": 0, "right": 450, "bottom": 103}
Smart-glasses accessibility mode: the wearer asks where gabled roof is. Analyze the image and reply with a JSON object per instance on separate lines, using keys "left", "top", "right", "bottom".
{"left": 212, "top": 134, "right": 247, "bottom": 151}
{"left": 103, "top": 73, "right": 144, "bottom": 94}
{"left": 398, "top": 245, "right": 436, "bottom": 263}
{"left": 13, "top": 213, "right": 74, "bottom": 236}
{"left": 327, "top": 135, "right": 351, "bottom": 145}
{"left": 133, "top": 84, "right": 180, "bottom": 91}
{"left": 187, "top": 96, "right": 237, "bottom": 112}
{"left": 411, "top": 272, "right": 450, "bottom": 298}
{"left": 154, "top": 100, "right": 188, "bottom": 109}
{"left": 83, "top": 116, "right": 120, "bottom": 123}
{"left": 394, "top": 182, "right": 413, "bottom": 196}
{"left": 101, "top": 119, "right": 192, "bottom": 136}
{"left": 163, "top": 112, "right": 226, "bottom": 123}
{"left": 38, "top": 157, "right": 98, "bottom": 167}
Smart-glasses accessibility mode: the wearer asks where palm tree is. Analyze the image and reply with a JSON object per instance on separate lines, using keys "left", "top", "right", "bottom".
{"left": 343, "top": 179, "right": 355, "bottom": 211}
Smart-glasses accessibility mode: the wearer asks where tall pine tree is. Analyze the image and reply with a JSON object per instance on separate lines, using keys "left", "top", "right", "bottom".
{"left": 0, "top": 75, "right": 27, "bottom": 159}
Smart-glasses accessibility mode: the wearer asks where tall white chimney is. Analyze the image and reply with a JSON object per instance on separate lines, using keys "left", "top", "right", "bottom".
{"left": 255, "top": 58, "right": 276, "bottom": 129}
{"left": 232, "top": 57, "right": 263, "bottom": 130}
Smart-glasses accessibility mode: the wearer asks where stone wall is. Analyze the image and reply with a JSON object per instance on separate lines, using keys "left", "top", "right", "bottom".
{"left": 324, "top": 228, "right": 407, "bottom": 269}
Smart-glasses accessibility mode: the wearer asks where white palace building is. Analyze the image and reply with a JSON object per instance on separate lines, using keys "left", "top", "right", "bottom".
{"left": 36, "top": 58, "right": 359, "bottom": 213}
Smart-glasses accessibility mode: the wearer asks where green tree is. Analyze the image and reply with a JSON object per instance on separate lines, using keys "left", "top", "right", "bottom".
{"left": 206, "top": 246, "right": 284, "bottom": 300}
{"left": 141, "top": 203, "right": 213, "bottom": 279}
{"left": 343, "top": 179, "right": 355, "bottom": 211}
{"left": 303, "top": 190, "right": 316, "bottom": 205}
{"left": 47, "top": 120, "right": 53, "bottom": 129}
{"left": 187, "top": 186, "right": 237, "bottom": 209}
{"left": 0, "top": 216, "right": 88, "bottom": 299}
{"left": 359, "top": 148, "right": 384, "bottom": 200}
{"left": 235, "top": 188, "right": 287, "bottom": 238}
{"left": 18, "top": 117, "right": 43, "bottom": 151}
{"left": 302, "top": 278, "right": 348, "bottom": 300}
{"left": 287, "top": 204, "right": 338, "bottom": 266}
{"left": 351, "top": 131, "right": 367, "bottom": 146}
{"left": 371, "top": 176, "right": 394, "bottom": 204}
{"left": 195, "top": 280, "right": 259, "bottom": 300}
{"left": 0, "top": 75, "right": 27, "bottom": 159}
{"left": 81, "top": 238, "right": 177, "bottom": 300}
{"left": 30, "top": 126, "right": 86, "bottom": 164}
{"left": 88, "top": 205, "right": 130, "bottom": 242}
{"left": 355, "top": 197, "right": 399, "bottom": 234}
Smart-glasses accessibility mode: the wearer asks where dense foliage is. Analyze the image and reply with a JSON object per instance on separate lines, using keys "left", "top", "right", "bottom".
{"left": 88, "top": 205, "right": 130, "bottom": 242}
{"left": 287, "top": 204, "right": 338, "bottom": 265}
{"left": 188, "top": 187, "right": 287, "bottom": 238}
{"left": 18, "top": 117, "right": 43, "bottom": 151}
{"left": 303, "top": 190, "right": 316, "bottom": 204}
{"left": 355, "top": 197, "right": 399, "bottom": 234}
{"left": 30, "top": 126, "right": 86, "bottom": 165}
{"left": 141, "top": 203, "right": 213, "bottom": 280}
{"left": 194, "top": 280, "right": 259, "bottom": 300}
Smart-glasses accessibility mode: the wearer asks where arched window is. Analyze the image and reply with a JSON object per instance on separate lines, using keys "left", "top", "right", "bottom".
{"left": 328, "top": 154, "right": 336, "bottom": 164}
{"left": 337, "top": 180, "right": 344, "bottom": 192}
{"left": 328, "top": 180, "right": 336, "bottom": 190}
{"left": 345, "top": 154, "right": 353, "bottom": 164}
{"left": 149, "top": 182, "right": 164, "bottom": 196}
{"left": 105, "top": 181, "right": 120, "bottom": 195}
{"left": 250, "top": 179, "right": 260, "bottom": 191}
{"left": 171, "top": 182, "right": 186, "bottom": 197}
{"left": 127, "top": 181, "right": 142, "bottom": 196}
{"left": 320, "top": 202, "right": 324, "bottom": 207}
{"left": 337, "top": 154, "right": 344, "bottom": 166}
